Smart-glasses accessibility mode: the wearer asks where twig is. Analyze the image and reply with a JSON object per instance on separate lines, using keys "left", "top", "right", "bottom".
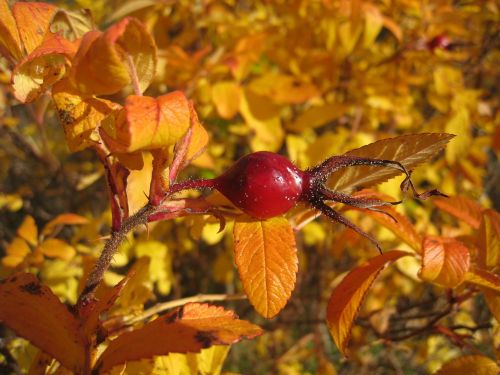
{"left": 124, "top": 293, "right": 247, "bottom": 325}
{"left": 77, "top": 204, "right": 157, "bottom": 306}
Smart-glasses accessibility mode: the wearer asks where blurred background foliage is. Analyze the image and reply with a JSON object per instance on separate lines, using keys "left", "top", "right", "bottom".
{"left": 0, "top": 0, "right": 499, "bottom": 373}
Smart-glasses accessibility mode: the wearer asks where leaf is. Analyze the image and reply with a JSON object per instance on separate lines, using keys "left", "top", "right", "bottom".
{"left": 327, "top": 133, "right": 455, "bottom": 193}
{"left": 348, "top": 195, "right": 422, "bottom": 252}
{"left": 239, "top": 87, "right": 284, "bottom": 152}
{"left": 100, "top": 92, "right": 191, "bottom": 153}
{"left": 286, "top": 103, "right": 347, "bottom": 132}
{"left": 2, "top": 238, "right": 30, "bottom": 268}
{"left": 52, "top": 78, "right": 120, "bottom": 152}
{"left": 478, "top": 209, "right": 500, "bottom": 269}
{"left": 12, "top": 2, "right": 57, "bottom": 54}
{"left": 419, "top": 236, "right": 470, "bottom": 288}
{"left": 433, "top": 355, "right": 498, "bottom": 375}
{"left": 79, "top": 270, "right": 135, "bottom": 340}
{"left": 464, "top": 268, "right": 500, "bottom": 293}
{"left": 482, "top": 289, "right": 500, "bottom": 322}
{"left": 326, "top": 251, "right": 409, "bottom": 356}
{"left": 70, "top": 17, "right": 156, "bottom": 96}
{"left": 185, "top": 102, "right": 209, "bottom": 163}
{"left": 95, "top": 303, "right": 262, "bottom": 374}
{"left": 38, "top": 239, "right": 75, "bottom": 261}
{"left": 42, "top": 213, "right": 89, "bottom": 237}
{"left": 211, "top": 81, "right": 241, "bottom": 119}
{"left": 249, "top": 73, "right": 319, "bottom": 104}
{"left": 0, "top": 273, "right": 86, "bottom": 373}
{"left": 233, "top": 217, "right": 298, "bottom": 318}
{"left": 0, "top": 0, "right": 23, "bottom": 61}
{"left": 12, "top": 34, "right": 78, "bottom": 103}
{"left": 17, "top": 215, "right": 38, "bottom": 246}
{"left": 433, "top": 195, "right": 485, "bottom": 229}
{"left": 445, "top": 108, "right": 471, "bottom": 165}
{"left": 50, "top": 8, "right": 95, "bottom": 41}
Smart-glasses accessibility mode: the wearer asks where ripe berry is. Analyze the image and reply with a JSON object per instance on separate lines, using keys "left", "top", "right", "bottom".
{"left": 427, "top": 35, "right": 451, "bottom": 51}
{"left": 213, "top": 152, "right": 304, "bottom": 219}
{"left": 167, "top": 151, "right": 445, "bottom": 252}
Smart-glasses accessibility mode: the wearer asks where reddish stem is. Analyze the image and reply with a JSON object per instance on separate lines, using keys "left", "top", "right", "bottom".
{"left": 168, "top": 178, "right": 217, "bottom": 196}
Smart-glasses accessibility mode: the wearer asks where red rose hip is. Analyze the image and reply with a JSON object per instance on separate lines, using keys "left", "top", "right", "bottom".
{"left": 214, "top": 151, "right": 304, "bottom": 219}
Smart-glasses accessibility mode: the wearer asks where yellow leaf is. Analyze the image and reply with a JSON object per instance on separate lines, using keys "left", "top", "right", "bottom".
{"left": 362, "top": 6, "right": 383, "bottom": 48}
{"left": 420, "top": 236, "right": 470, "bottom": 288}
{"left": 52, "top": 78, "right": 120, "bottom": 152}
{"left": 434, "top": 355, "right": 498, "bottom": 375}
{"left": 126, "top": 152, "right": 153, "bottom": 214}
{"left": 434, "top": 66, "right": 463, "bottom": 96}
{"left": 135, "top": 241, "right": 173, "bottom": 296}
{"left": 286, "top": 103, "right": 347, "bottom": 133}
{"left": 211, "top": 81, "right": 241, "bottom": 119}
{"left": 196, "top": 345, "right": 230, "bottom": 375}
{"left": 0, "top": 273, "right": 86, "bottom": 373}
{"left": 17, "top": 215, "right": 38, "bottom": 246}
{"left": 101, "top": 92, "right": 191, "bottom": 153}
{"left": 12, "top": 35, "right": 78, "bottom": 103}
{"left": 445, "top": 108, "right": 470, "bottom": 164}
{"left": 328, "top": 133, "right": 454, "bottom": 193}
{"left": 38, "top": 239, "right": 76, "bottom": 261}
{"left": 326, "top": 251, "right": 409, "bottom": 356}
{"left": 233, "top": 217, "right": 298, "bottom": 318}
{"left": 248, "top": 73, "right": 319, "bottom": 105}
{"left": 185, "top": 102, "right": 209, "bottom": 163}
{"left": 239, "top": 88, "right": 283, "bottom": 152}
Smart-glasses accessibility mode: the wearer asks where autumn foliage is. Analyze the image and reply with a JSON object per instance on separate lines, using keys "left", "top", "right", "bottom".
{"left": 0, "top": 0, "right": 498, "bottom": 374}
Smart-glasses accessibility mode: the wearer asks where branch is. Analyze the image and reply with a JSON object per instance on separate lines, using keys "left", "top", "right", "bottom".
{"left": 77, "top": 204, "right": 157, "bottom": 307}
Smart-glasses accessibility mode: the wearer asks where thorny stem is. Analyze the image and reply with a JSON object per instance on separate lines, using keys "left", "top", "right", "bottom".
{"left": 168, "top": 178, "right": 217, "bottom": 196}
{"left": 77, "top": 204, "right": 157, "bottom": 307}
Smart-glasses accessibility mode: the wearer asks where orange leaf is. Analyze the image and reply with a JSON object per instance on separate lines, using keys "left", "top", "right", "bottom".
{"left": 328, "top": 133, "right": 454, "bottom": 193}
{"left": 12, "top": 34, "right": 78, "bottom": 102}
{"left": 420, "top": 236, "right": 470, "bottom": 288}
{"left": 464, "top": 268, "right": 500, "bottom": 293}
{"left": 2, "top": 237, "right": 30, "bottom": 268}
{"left": 478, "top": 209, "right": 500, "bottom": 269}
{"left": 95, "top": 303, "right": 262, "bottom": 374}
{"left": 434, "top": 195, "right": 485, "bottom": 229}
{"left": 38, "top": 238, "right": 75, "bottom": 261}
{"left": 249, "top": 73, "right": 319, "bottom": 104}
{"left": 349, "top": 203, "right": 422, "bottom": 252}
{"left": 0, "top": 0, "right": 22, "bottom": 61}
{"left": 70, "top": 17, "right": 156, "bottom": 96}
{"left": 52, "top": 78, "right": 120, "bottom": 152}
{"left": 12, "top": 1, "right": 57, "bottom": 54}
{"left": 17, "top": 215, "right": 38, "bottom": 246}
{"left": 185, "top": 102, "right": 209, "bottom": 163}
{"left": 233, "top": 217, "right": 298, "bottom": 318}
{"left": 101, "top": 92, "right": 191, "bottom": 153}
{"left": 434, "top": 355, "right": 498, "bottom": 375}
{"left": 42, "top": 213, "right": 89, "bottom": 237}
{"left": 326, "top": 250, "right": 409, "bottom": 356}
{"left": 0, "top": 273, "right": 86, "bottom": 373}
{"left": 79, "top": 271, "right": 135, "bottom": 341}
